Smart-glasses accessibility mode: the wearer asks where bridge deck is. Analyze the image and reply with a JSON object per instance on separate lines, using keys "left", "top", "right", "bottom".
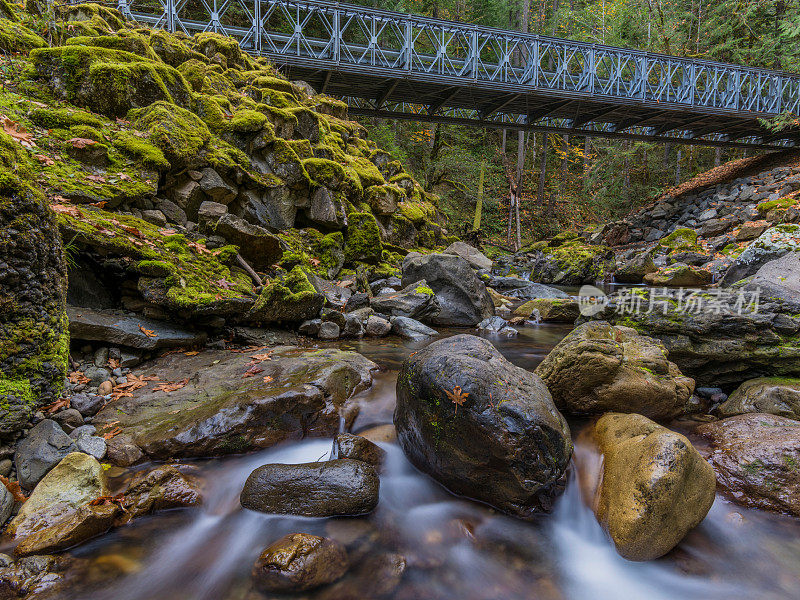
{"left": 99, "top": 0, "right": 800, "bottom": 148}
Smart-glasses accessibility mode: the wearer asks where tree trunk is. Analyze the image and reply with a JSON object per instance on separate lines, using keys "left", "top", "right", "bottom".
{"left": 538, "top": 133, "right": 549, "bottom": 207}
{"left": 515, "top": 130, "right": 525, "bottom": 250}
{"left": 583, "top": 136, "right": 591, "bottom": 188}
{"left": 715, "top": 147, "right": 722, "bottom": 167}
{"left": 560, "top": 134, "right": 569, "bottom": 197}
{"left": 675, "top": 148, "right": 682, "bottom": 185}
{"left": 473, "top": 159, "right": 485, "bottom": 231}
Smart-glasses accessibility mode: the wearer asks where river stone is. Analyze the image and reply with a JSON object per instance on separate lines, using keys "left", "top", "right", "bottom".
{"left": 718, "top": 377, "right": 800, "bottom": 419}
{"left": 643, "top": 263, "right": 713, "bottom": 287}
{"left": 69, "top": 392, "right": 106, "bottom": 416}
{"left": 476, "top": 316, "right": 518, "bottom": 336}
{"left": 401, "top": 253, "right": 494, "bottom": 326}
{"left": 442, "top": 241, "right": 492, "bottom": 270}
{"left": 369, "top": 280, "right": 440, "bottom": 321}
{"left": 318, "top": 321, "right": 340, "bottom": 340}
{"left": 14, "top": 503, "right": 120, "bottom": 557}
{"left": 581, "top": 413, "right": 715, "bottom": 561}
{"left": 365, "top": 315, "right": 391, "bottom": 337}
{"left": 535, "top": 321, "right": 695, "bottom": 420}
{"left": 121, "top": 464, "right": 204, "bottom": 520}
{"left": 584, "top": 288, "right": 800, "bottom": 387}
{"left": 614, "top": 251, "right": 657, "bottom": 284}
{"left": 75, "top": 434, "right": 107, "bottom": 460}
{"left": 721, "top": 224, "right": 800, "bottom": 286}
{"left": 487, "top": 278, "right": 570, "bottom": 301}
{"left": 390, "top": 316, "right": 437, "bottom": 341}
{"left": 15, "top": 420, "right": 77, "bottom": 489}
{"left": 0, "top": 486, "right": 12, "bottom": 527}
{"left": 697, "top": 414, "right": 800, "bottom": 516}
{"left": 67, "top": 307, "right": 206, "bottom": 350}
{"left": 240, "top": 459, "right": 379, "bottom": 516}
{"left": 743, "top": 251, "right": 800, "bottom": 305}
{"left": 394, "top": 334, "right": 572, "bottom": 518}
{"left": 9, "top": 452, "right": 107, "bottom": 538}
{"left": 514, "top": 298, "right": 580, "bottom": 322}
{"left": 93, "top": 348, "right": 377, "bottom": 460}
{"left": 252, "top": 533, "right": 348, "bottom": 593}
{"left": 333, "top": 433, "right": 386, "bottom": 467}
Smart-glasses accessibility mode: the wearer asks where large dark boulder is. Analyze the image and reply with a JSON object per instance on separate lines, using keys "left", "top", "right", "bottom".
{"left": 240, "top": 459, "right": 379, "bottom": 516}
{"left": 0, "top": 177, "right": 68, "bottom": 435}
{"left": 394, "top": 334, "right": 572, "bottom": 518}
{"left": 401, "top": 253, "right": 494, "bottom": 326}
{"left": 720, "top": 224, "right": 800, "bottom": 286}
{"left": 369, "top": 280, "right": 440, "bottom": 321}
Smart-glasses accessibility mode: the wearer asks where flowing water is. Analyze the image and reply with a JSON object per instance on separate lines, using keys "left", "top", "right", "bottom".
{"left": 50, "top": 324, "right": 800, "bottom": 600}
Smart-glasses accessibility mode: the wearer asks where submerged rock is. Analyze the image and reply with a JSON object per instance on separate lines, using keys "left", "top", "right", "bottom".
{"left": 476, "top": 316, "right": 518, "bottom": 336}
{"left": 718, "top": 377, "right": 800, "bottom": 419}
{"left": 240, "top": 459, "right": 379, "bottom": 516}
{"left": 514, "top": 298, "right": 579, "bottom": 322}
{"left": 92, "top": 348, "right": 377, "bottom": 461}
{"left": 394, "top": 334, "right": 572, "bottom": 518}
{"left": 390, "top": 316, "right": 437, "bottom": 341}
{"left": 535, "top": 321, "right": 695, "bottom": 420}
{"left": 14, "top": 503, "right": 120, "bottom": 557}
{"left": 580, "top": 413, "right": 715, "bottom": 561}
{"left": 251, "top": 533, "right": 348, "bottom": 593}
{"left": 697, "top": 414, "right": 800, "bottom": 516}
{"left": 401, "top": 253, "right": 494, "bottom": 326}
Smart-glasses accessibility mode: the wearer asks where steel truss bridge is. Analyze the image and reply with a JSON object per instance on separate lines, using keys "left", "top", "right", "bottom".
{"left": 92, "top": 0, "right": 800, "bottom": 148}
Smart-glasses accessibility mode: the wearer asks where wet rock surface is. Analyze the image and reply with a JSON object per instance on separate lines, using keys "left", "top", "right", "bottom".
{"left": 395, "top": 334, "right": 572, "bottom": 518}
{"left": 14, "top": 420, "right": 77, "bottom": 489}
{"left": 240, "top": 459, "right": 380, "bottom": 517}
{"left": 535, "top": 321, "right": 695, "bottom": 420}
{"left": 718, "top": 377, "right": 800, "bottom": 419}
{"left": 92, "top": 348, "right": 378, "bottom": 461}
{"left": 251, "top": 533, "right": 348, "bottom": 593}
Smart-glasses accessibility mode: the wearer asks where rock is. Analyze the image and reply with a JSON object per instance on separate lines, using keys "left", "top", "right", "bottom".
{"left": 586, "top": 288, "right": 800, "bottom": 387}
{"left": 51, "top": 409, "right": 83, "bottom": 433}
{"left": 736, "top": 220, "right": 770, "bottom": 242}
{"left": 718, "top": 377, "right": 800, "bottom": 419}
{"left": 614, "top": 251, "right": 657, "bottom": 284}
{"left": 476, "top": 316, "right": 517, "bottom": 336}
{"left": 170, "top": 180, "right": 204, "bottom": 218}
{"left": 68, "top": 393, "right": 106, "bottom": 417}
{"left": 700, "top": 218, "right": 731, "bottom": 238}
{"left": 643, "top": 263, "right": 713, "bottom": 287}
{"left": 358, "top": 424, "right": 397, "bottom": 444}
{"left": 333, "top": 433, "right": 386, "bottom": 467}
{"left": 535, "top": 321, "right": 695, "bottom": 420}
{"left": 156, "top": 198, "right": 187, "bottom": 225}
{"left": 390, "top": 316, "right": 437, "bottom": 341}
{"left": 443, "top": 241, "right": 492, "bottom": 270}
{"left": 82, "top": 365, "right": 110, "bottom": 386}
{"left": 251, "top": 533, "right": 348, "bottom": 593}
{"left": 523, "top": 236, "right": 615, "bottom": 284}
{"left": 341, "top": 313, "right": 364, "bottom": 338}
{"left": 197, "top": 200, "right": 228, "bottom": 229}
{"left": 122, "top": 464, "right": 204, "bottom": 519}
{"left": 93, "top": 348, "right": 377, "bottom": 460}
{"left": 14, "top": 420, "right": 77, "bottom": 489}
{"left": 141, "top": 209, "right": 167, "bottom": 227}
{"left": 67, "top": 307, "right": 207, "bottom": 350}
{"left": 69, "top": 425, "right": 96, "bottom": 440}
{"left": 743, "top": 251, "right": 800, "bottom": 305}
{"left": 697, "top": 414, "right": 800, "bottom": 516}
{"left": 487, "top": 276, "right": 569, "bottom": 299}
{"left": 299, "top": 318, "right": 321, "bottom": 336}
{"left": 401, "top": 253, "right": 494, "bottom": 326}
{"left": 0, "top": 486, "right": 12, "bottom": 527}
{"left": 97, "top": 381, "right": 113, "bottom": 396}
{"left": 75, "top": 435, "right": 107, "bottom": 460}
{"left": 369, "top": 280, "right": 440, "bottom": 321}
{"left": 318, "top": 321, "right": 340, "bottom": 340}
{"left": 240, "top": 459, "right": 379, "bottom": 517}
{"left": 213, "top": 213, "right": 282, "bottom": 270}
{"left": 14, "top": 503, "right": 120, "bottom": 557}
{"left": 581, "top": 413, "right": 715, "bottom": 561}
{"left": 514, "top": 298, "right": 579, "bottom": 322}
{"left": 365, "top": 315, "right": 391, "bottom": 337}
{"left": 9, "top": 452, "right": 107, "bottom": 538}
{"left": 104, "top": 433, "right": 143, "bottom": 466}
{"left": 317, "top": 552, "right": 406, "bottom": 598}
{"left": 394, "top": 335, "right": 572, "bottom": 518}
{"left": 721, "top": 224, "right": 800, "bottom": 286}
{"left": 198, "top": 167, "right": 237, "bottom": 204}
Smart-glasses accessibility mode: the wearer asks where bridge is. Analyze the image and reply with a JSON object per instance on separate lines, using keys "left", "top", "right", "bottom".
{"left": 99, "top": 0, "right": 800, "bottom": 149}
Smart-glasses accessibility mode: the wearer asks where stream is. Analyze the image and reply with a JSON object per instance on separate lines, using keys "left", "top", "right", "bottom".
{"left": 53, "top": 324, "right": 800, "bottom": 600}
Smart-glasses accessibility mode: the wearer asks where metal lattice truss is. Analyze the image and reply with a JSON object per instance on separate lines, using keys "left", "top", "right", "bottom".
{"left": 99, "top": 0, "right": 800, "bottom": 148}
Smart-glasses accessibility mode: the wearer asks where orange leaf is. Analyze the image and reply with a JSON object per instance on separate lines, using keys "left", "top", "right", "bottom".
{"left": 184, "top": 351, "right": 199, "bottom": 356}
{"left": 52, "top": 204, "right": 82, "bottom": 218}
{"left": 68, "top": 371, "right": 90, "bottom": 384}
{"left": 243, "top": 364, "right": 264, "bottom": 378}
{"left": 139, "top": 325, "right": 157, "bottom": 338}
{"left": 35, "top": 154, "right": 54, "bottom": 166}
{"left": 41, "top": 397, "right": 70, "bottom": 414}
{"left": 1, "top": 115, "right": 34, "bottom": 146}
{"left": 263, "top": 375, "right": 274, "bottom": 383}
{"left": 102, "top": 427, "right": 122, "bottom": 440}
{"left": 67, "top": 137, "right": 97, "bottom": 149}
{"left": 444, "top": 385, "right": 469, "bottom": 413}
{"left": 0, "top": 475, "right": 27, "bottom": 503}
{"left": 152, "top": 379, "right": 189, "bottom": 393}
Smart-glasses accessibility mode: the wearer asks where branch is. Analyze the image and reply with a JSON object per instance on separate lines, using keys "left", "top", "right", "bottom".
{"left": 236, "top": 254, "right": 263, "bottom": 287}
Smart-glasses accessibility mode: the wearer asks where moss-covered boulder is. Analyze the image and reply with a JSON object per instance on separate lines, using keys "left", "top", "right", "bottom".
{"left": 344, "top": 212, "right": 382, "bottom": 265}
{"left": 0, "top": 18, "right": 46, "bottom": 53}
{"left": 643, "top": 263, "right": 713, "bottom": 287}
{"left": 514, "top": 298, "right": 579, "bottom": 323}
{"left": 659, "top": 228, "right": 700, "bottom": 253}
{"left": 721, "top": 224, "right": 800, "bottom": 286}
{"left": 717, "top": 377, "right": 800, "bottom": 420}
{"left": 0, "top": 175, "right": 68, "bottom": 435}
{"left": 523, "top": 237, "right": 615, "bottom": 285}
{"left": 246, "top": 266, "right": 324, "bottom": 323}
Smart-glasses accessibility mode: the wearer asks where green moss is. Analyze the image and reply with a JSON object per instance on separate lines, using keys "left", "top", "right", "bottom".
{"left": 247, "top": 265, "right": 323, "bottom": 323}
{"left": 228, "top": 108, "right": 267, "bottom": 132}
{"left": 136, "top": 259, "right": 176, "bottom": 277}
{"left": 68, "top": 124, "right": 104, "bottom": 141}
{"left": 659, "top": 227, "right": 700, "bottom": 252}
{"left": 65, "top": 32, "right": 160, "bottom": 62}
{"left": 112, "top": 130, "right": 170, "bottom": 171}
{"left": 0, "top": 18, "right": 46, "bottom": 53}
{"left": 397, "top": 199, "right": 436, "bottom": 225}
{"left": 757, "top": 197, "right": 797, "bottom": 214}
{"left": 0, "top": 377, "right": 33, "bottom": 409}
{"left": 128, "top": 101, "right": 211, "bottom": 166}
{"left": 29, "top": 106, "right": 104, "bottom": 129}
{"left": 415, "top": 285, "right": 434, "bottom": 295}
{"left": 149, "top": 30, "right": 207, "bottom": 67}
{"left": 344, "top": 212, "right": 383, "bottom": 265}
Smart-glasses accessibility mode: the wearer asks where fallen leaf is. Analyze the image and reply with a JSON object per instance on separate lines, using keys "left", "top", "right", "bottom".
{"left": 139, "top": 325, "right": 157, "bottom": 338}
{"left": 35, "top": 154, "right": 54, "bottom": 166}
{"left": 0, "top": 475, "right": 26, "bottom": 503}
{"left": 89, "top": 493, "right": 128, "bottom": 512}
{"left": 184, "top": 351, "right": 199, "bottom": 356}
{"left": 309, "top": 258, "right": 321, "bottom": 266}
{"left": 86, "top": 174, "right": 106, "bottom": 183}
{"left": 262, "top": 375, "right": 274, "bottom": 383}
{"left": 1, "top": 116, "right": 34, "bottom": 146}
{"left": 52, "top": 204, "right": 82, "bottom": 218}
{"left": 216, "top": 278, "right": 233, "bottom": 290}
{"left": 102, "top": 427, "right": 122, "bottom": 440}
{"left": 68, "top": 371, "right": 90, "bottom": 384}
{"left": 67, "top": 137, "right": 97, "bottom": 148}
{"left": 445, "top": 385, "right": 469, "bottom": 414}
{"left": 243, "top": 364, "right": 264, "bottom": 378}
{"left": 250, "top": 352, "right": 272, "bottom": 362}
{"left": 107, "top": 358, "right": 120, "bottom": 370}
{"left": 152, "top": 379, "right": 189, "bottom": 393}
{"left": 41, "top": 397, "right": 70, "bottom": 414}
{"left": 89, "top": 201, "right": 108, "bottom": 209}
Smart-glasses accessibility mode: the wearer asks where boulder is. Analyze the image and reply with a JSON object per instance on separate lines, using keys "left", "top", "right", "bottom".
{"left": 394, "top": 335, "right": 572, "bottom": 518}
{"left": 251, "top": 533, "right": 348, "bottom": 593}
{"left": 9, "top": 452, "right": 107, "bottom": 538}
{"left": 580, "top": 413, "right": 715, "bottom": 561}
{"left": 369, "top": 280, "right": 440, "bottom": 321}
{"left": 697, "top": 414, "right": 800, "bottom": 516}
{"left": 0, "top": 486, "right": 12, "bottom": 527}
{"left": 721, "top": 224, "right": 800, "bottom": 286}
{"left": 736, "top": 220, "right": 770, "bottom": 242}
{"left": 514, "top": 298, "right": 579, "bottom": 323}
{"left": 522, "top": 237, "right": 615, "bottom": 285}
{"left": 240, "top": 459, "right": 379, "bottom": 516}
{"left": 718, "top": 377, "right": 800, "bottom": 419}
{"left": 198, "top": 167, "right": 237, "bottom": 204}
{"left": 14, "top": 420, "right": 77, "bottom": 489}
{"left": 476, "top": 316, "right": 518, "bottom": 336}
{"left": 486, "top": 277, "right": 570, "bottom": 300}
{"left": 643, "top": 263, "right": 713, "bottom": 287}
{"left": 390, "top": 316, "right": 437, "bottom": 341}
{"left": 213, "top": 213, "right": 282, "bottom": 270}
{"left": 333, "top": 433, "right": 386, "bottom": 467}
{"left": 92, "top": 348, "right": 377, "bottom": 460}
{"left": 401, "top": 253, "right": 494, "bottom": 326}
{"left": 614, "top": 251, "right": 657, "bottom": 284}
{"left": 67, "top": 307, "right": 206, "bottom": 350}
{"left": 365, "top": 315, "right": 391, "bottom": 337}
{"left": 442, "top": 241, "right": 492, "bottom": 270}
{"left": 743, "top": 251, "right": 800, "bottom": 305}
{"left": 14, "top": 503, "right": 120, "bottom": 557}
{"left": 197, "top": 200, "right": 227, "bottom": 230}
{"left": 121, "top": 464, "right": 204, "bottom": 519}
{"left": 535, "top": 321, "right": 695, "bottom": 420}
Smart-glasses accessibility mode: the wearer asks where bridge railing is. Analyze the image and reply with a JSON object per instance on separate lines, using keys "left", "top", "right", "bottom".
{"left": 91, "top": 0, "right": 800, "bottom": 117}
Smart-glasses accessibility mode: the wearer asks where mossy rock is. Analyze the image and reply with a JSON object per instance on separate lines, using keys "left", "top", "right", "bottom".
{"left": 0, "top": 18, "right": 46, "bottom": 53}
{"left": 659, "top": 228, "right": 700, "bottom": 253}
{"left": 149, "top": 30, "right": 207, "bottom": 67}
{"left": 128, "top": 101, "right": 211, "bottom": 168}
{"left": 65, "top": 31, "right": 160, "bottom": 62}
{"left": 28, "top": 106, "right": 104, "bottom": 130}
{"left": 246, "top": 266, "right": 324, "bottom": 323}
{"left": 527, "top": 238, "right": 616, "bottom": 285}
{"left": 344, "top": 212, "right": 383, "bottom": 265}
{"left": 194, "top": 31, "right": 256, "bottom": 70}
